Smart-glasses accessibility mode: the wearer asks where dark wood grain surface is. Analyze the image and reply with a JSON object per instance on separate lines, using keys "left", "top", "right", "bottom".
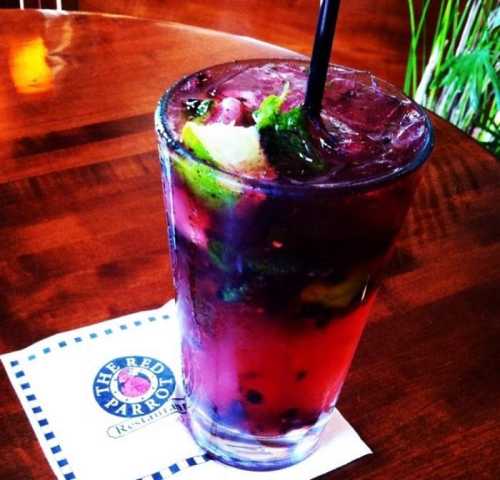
{"left": 0, "top": 8, "right": 499, "bottom": 480}
{"left": 79, "top": 0, "right": 422, "bottom": 88}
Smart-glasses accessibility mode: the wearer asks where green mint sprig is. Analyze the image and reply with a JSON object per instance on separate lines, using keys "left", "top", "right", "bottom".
{"left": 252, "top": 84, "right": 328, "bottom": 179}
{"left": 184, "top": 98, "right": 215, "bottom": 121}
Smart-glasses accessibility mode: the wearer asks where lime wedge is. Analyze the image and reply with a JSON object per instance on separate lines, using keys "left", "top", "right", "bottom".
{"left": 173, "top": 154, "right": 241, "bottom": 210}
{"left": 300, "top": 272, "right": 368, "bottom": 309}
{"left": 181, "top": 121, "right": 212, "bottom": 161}
{"left": 181, "top": 121, "right": 269, "bottom": 176}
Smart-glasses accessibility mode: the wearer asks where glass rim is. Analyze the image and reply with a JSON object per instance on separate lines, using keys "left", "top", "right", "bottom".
{"left": 155, "top": 58, "right": 435, "bottom": 193}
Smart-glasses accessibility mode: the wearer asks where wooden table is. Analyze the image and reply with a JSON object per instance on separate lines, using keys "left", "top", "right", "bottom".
{"left": 1, "top": 9, "right": 499, "bottom": 480}
{"left": 78, "top": 0, "right": 418, "bottom": 87}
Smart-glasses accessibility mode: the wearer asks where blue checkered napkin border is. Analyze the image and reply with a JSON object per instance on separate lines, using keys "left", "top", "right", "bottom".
{"left": 7, "top": 358, "right": 77, "bottom": 480}
{"left": 2, "top": 301, "right": 211, "bottom": 480}
{"left": 139, "top": 454, "right": 211, "bottom": 480}
{"left": 18, "top": 311, "right": 172, "bottom": 364}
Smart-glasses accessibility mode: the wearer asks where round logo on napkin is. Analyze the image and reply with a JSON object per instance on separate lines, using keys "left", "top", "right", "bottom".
{"left": 93, "top": 356, "right": 176, "bottom": 418}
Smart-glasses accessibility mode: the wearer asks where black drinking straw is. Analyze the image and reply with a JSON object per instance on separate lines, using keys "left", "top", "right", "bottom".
{"left": 304, "top": 0, "right": 342, "bottom": 117}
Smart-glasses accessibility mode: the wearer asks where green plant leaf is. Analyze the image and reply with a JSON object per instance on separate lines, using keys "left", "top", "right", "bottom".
{"left": 484, "top": 58, "right": 500, "bottom": 108}
{"left": 408, "top": 0, "right": 499, "bottom": 155}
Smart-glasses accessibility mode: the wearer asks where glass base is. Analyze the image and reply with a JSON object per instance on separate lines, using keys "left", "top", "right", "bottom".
{"left": 185, "top": 406, "right": 328, "bottom": 471}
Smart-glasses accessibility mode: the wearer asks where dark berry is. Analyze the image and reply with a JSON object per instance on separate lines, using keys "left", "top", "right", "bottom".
{"left": 280, "top": 408, "right": 318, "bottom": 433}
{"left": 246, "top": 389, "right": 264, "bottom": 405}
{"left": 299, "top": 302, "right": 333, "bottom": 329}
{"left": 316, "top": 317, "right": 330, "bottom": 329}
{"left": 282, "top": 408, "right": 299, "bottom": 420}
{"left": 296, "top": 370, "right": 308, "bottom": 381}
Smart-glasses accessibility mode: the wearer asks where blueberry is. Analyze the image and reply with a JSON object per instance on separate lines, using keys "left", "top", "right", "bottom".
{"left": 280, "top": 408, "right": 318, "bottom": 433}
{"left": 316, "top": 317, "right": 330, "bottom": 329}
{"left": 299, "top": 302, "right": 333, "bottom": 329}
{"left": 296, "top": 370, "right": 308, "bottom": 381}
{"left": 282, "top": 408, "right": 299, "bottom": 420}
{"left": 246, "top": 389, "right": 264, "bottom": 405}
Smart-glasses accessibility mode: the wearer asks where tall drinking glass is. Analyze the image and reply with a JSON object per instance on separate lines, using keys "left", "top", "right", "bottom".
{"left": 155, "top": 59, "right": 433, "bottom": 470}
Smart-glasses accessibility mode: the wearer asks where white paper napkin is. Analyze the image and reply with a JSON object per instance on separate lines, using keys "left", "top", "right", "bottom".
{"left": 1, "top": 300, "right": 371, "bottom": 480}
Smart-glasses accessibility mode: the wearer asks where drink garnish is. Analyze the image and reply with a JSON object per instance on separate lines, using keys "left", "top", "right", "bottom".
{"left": 252, "top": 82, "right": 289, "bottom": 129}
{"left": 207, "top": 239, "right": 234, "bottom": 272}
{"left": 300, "top": 271, "right": 368, "bottom": 309}
{"left": 181, "top": 122, "right": 269, "bottom": 176}
{"left": 252, "top": 85, "right": 329, "bottom": 180}
{"left": 173, "top": 154, "right": 241, "bottom": 210}
{"left": 184, "top": 98, "right": 215, "bottom": 120}
{"left": 181, "top": 83, "right": 330, "bottom": 182}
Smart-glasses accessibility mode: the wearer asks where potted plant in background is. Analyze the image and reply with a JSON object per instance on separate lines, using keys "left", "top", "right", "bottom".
{"left": 405, "top": 0, "right": 499, "bottom": 156}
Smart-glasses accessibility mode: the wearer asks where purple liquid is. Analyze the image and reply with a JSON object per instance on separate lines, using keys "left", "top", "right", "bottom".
{"left": 166, "top": 60, "right": 428, "bottom": 184}
{"left": 156, "top": 59, "right": 432, "bottom": 469}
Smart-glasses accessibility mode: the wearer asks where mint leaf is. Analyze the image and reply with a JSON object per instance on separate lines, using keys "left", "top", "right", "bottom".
{"left": 253, "top": 98, "right": 328, "bottom": 179}
{"left": 196, "top": 99, "right": 214, "bottom": 118}
{"left": 218, "top": 282, "right": 249, "bottom": 302}
{"left": 253, "top": 95, "right": 283, "bottom": 129}
{"left": 276, "top": 106, "right": 306, "bottom": 132}
{"left": 252, "top": 82, "right": 289, "bottom": 129}
{"left": 207, "top": 239, "right": 303, "bottom": 276}
{"left": 184, "top": 98, "right": 214, "bottom": 120}
{"left": 260, "top": 128, "right": 328, "bottom": 179}
{"left": 207, "top": 240, "right": 236, "bottom": 271}
{"left": 245, "top": 253, "right": 303, "bottom": 275}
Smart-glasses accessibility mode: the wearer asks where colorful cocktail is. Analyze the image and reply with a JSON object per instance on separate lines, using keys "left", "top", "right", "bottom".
{"left": 155, "top": 59, "right": 433, "bottom": 469}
